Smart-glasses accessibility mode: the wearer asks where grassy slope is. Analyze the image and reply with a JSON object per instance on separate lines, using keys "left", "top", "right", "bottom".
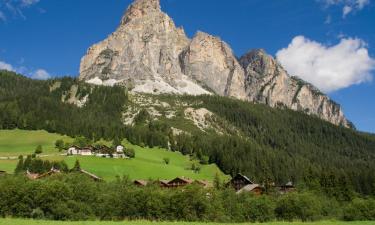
{"left": 0, "top": 130, "right": 227, "bottom": 181}
{"left": 0, "top": 219, "right": 373, "bottom": 225}
{"left": 64, "top": 140, "right": 227, "bottom": 181}
{"left": 0, "top": 129, "right": 73, "bottom": 156}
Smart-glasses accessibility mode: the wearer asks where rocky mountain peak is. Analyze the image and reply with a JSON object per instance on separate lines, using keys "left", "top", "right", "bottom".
{"left": 79, "top": 0, "right": 351, "bottom": 128}
{"left": 121, "top": 0, "right": 161, "bottom": 25}
{"left": 240, "top": 49, "right": 278, "bottom": 78}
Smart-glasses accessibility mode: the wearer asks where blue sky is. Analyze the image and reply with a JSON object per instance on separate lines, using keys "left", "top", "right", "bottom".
{"left": 0, "top": 0, "right": 374, "bottom": 133}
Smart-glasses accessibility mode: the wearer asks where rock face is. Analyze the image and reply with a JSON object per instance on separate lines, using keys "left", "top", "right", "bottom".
{"left": 240, "top": 50, "right": 351, "bottom": 127}
{"left": 79, "top": 0, "right": 351, "bottom": 128}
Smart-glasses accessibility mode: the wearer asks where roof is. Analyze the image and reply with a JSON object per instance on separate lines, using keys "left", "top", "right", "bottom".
{"left": 236, "top": 184, "right": 263, "bottom": 194}
{"left": 80, "top": 169, "right": 102, "bottom": 181}
{"left": 168, "top": 177, "right": 194, "bottom": 184}
{"left": 134, "top": 180, "right": 148, "bottom": 186}
{"left": 194, "top": 180, "right": 213, "bottom": 188}
{"left": 232, "top": 173, "right": 254, "bottom": 184}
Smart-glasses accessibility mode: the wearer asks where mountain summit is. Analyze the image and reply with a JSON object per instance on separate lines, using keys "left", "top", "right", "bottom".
{"left": 79, "top": 0, "right": 351, "bottom": 128}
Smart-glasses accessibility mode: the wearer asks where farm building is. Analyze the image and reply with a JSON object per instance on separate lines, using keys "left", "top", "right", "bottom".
{"left": 26, "top": 167, "right": 61, "bottom": 180}
{"left": 167, "top": 177, "right": 194, "bottom": 188}
{"left": 78, "top": 169, "right": 102, "bottom": 181}
{"left": 68, "top": 146, "right": 94, "bottom": 156}
{"left": 279, "top": 181, "right": 296, "bottom": 194}
{"left": 0, "top": 170, "right": 7, "bottom": 176}
{"left": 228, "top": 174, "right": 264, "bottom": 195}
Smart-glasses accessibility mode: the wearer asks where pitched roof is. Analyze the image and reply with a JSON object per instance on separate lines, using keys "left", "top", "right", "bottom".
{"left": 236, "top": 184, "right": 263, "bottom": 194}
{"left": 233, "top": 173, "right": 254, "bottom": 184}
{"left": 134, "top": 179, "right": 148, "bottom": 186}
{"left": 80, "top": 169, "right": 102, "bottom": 181}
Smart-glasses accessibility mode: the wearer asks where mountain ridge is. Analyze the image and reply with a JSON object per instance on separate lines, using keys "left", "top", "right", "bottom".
{"left": 79, "top": 0, "right": 351, "bottom": 128}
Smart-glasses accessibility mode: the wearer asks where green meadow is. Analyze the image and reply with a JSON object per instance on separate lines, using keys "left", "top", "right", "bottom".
{"left": 0, "top": 129, "right": 73, "bottom": 156}
{"left": 0, "top": 130, "right": 227, "bottom": 181}
{"left": 0, "top": 219, "right": 373, "bottom": 225}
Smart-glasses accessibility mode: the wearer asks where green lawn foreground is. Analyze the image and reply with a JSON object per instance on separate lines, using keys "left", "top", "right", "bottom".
{"left": 0, "top": 219, "right": 374, "bottom": 225}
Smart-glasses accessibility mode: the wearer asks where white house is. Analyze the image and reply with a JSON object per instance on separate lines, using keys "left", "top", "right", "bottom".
{"left": 68, "top": 146, "right": 93, "bottom": 156}
{"left": 68, "top": 146, "right": 80, "bottom": 155}
{"left": 116, "top": 145, "right": 124, "bottom": 153}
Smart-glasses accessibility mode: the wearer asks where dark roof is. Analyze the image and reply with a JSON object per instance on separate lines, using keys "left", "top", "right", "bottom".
{"left": 168, "top": 177, "right": 194, "bottom": 185}
{"left": 232, "top": 173, "right": 254, "bottom": 184}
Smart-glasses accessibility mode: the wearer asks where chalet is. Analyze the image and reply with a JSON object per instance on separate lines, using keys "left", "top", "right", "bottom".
{"left": 228, "top": 173, "right": 264, "bottom": 195}
{"left": 279, "top": 181, "right": 296, "bottom": 194}
{"left": 228, "top": 174, "right": 254, "bottom": 191}
{"left": 26, "top": 167, "right": 61, "bottom": 180}
{"left": 134, "top": 180, "right": 148, "bottom": 187}
{"left": 236, "top": 184, "right": 264, "bottom": 196}
{"left": 68, "top": 146, "right": 94, "bottom": 156}
{"left": 168, "top": 177, "right": 193, "bottom": 188}
{"left": 116, "top": 145, "right": 124, "bottom": 153}
{"left": 158, "top": 180, "right": 170, "bottom": 188}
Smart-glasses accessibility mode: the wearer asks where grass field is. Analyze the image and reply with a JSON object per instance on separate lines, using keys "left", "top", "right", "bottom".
{"left": 0, "top": 129, "right": 72, "bottom": 156}
{"left": 0, "top": 130, "right": 227, "bottom": 181}
{"left": 0, "top": 219, "right": 373, "bottom": 225}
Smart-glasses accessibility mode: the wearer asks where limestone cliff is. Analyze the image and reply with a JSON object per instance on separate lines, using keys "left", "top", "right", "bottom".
{"left": 79, "top": 0, "right": 351, "bottom": 128}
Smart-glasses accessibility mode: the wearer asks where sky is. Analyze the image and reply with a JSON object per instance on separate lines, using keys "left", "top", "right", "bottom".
{"left": 0, "top": 0, "right": 374, "bottom": 133}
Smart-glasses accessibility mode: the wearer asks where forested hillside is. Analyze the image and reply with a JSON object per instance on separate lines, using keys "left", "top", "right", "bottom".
{"left": 1, "top": 70, "right": 374, "bottom": 195}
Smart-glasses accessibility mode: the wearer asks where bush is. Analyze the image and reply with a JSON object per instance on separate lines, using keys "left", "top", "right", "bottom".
{"left": 243, "top": 195, "right": 275, "bottom": 222}
{"left": 35, "top": 145, "right": 43, "bottom": 154}
{"left": 163, "top": 157, "right": 170, "bottom": 165}
{"left": 343, "top": 198, "right": 375, "bottom": 221}
{"left": 275, "top": 192, "right": 322, "bottom": 221}
{"left": 124, "top": 148, "right": 135, "bottom": 158}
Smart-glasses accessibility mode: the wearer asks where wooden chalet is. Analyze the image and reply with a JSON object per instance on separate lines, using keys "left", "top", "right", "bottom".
{"left": 228, "top": 174, "right": 264, "bottom": 195}
{"left": 228, "top": 174, "right": 254, "bottom": 191}
{"left": 158, "top": 180, "right": 170, "bottom": 188}
{"left": 134, "top": 180, "right": 148, "bottom": 187}
{"left": 279, "top": 181, "right": 296, "bottom": 194}
{"left": 236, "top": 184, "right": 264, "bottom": 196}
{"left": 167, "top": 177, "right": 193, "bottom": 188}
{"left": 26, "top": 168, "right": 61, "bottom": 180}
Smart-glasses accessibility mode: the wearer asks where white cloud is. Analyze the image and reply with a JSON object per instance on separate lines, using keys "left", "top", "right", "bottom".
{"left": 0, "top": 59, "right": 51, "bottom": 80}
{"left": 0, "top": 61, "right": 14, "bottom": 71}
{"left": 276, "top": 36, "right": 375, "bottom": 93}
{"left": 0, "top": 0, "right": 41, "bottom": 22}
{"left": 31, "top": 69, "right": 50, "bottom": 80}
{"left": 320, "top": 0, "right": 371, "bottom": 17}
{"left": 343, "top": 5, "right": 353, "bottom": 17}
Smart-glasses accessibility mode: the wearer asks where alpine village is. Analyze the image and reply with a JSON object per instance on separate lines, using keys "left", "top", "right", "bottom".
{"left": 0, "top": 0, "right": 374, "bottom": 224}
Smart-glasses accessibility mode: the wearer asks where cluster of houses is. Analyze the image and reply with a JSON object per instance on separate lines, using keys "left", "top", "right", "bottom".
{"left": 26, "top": 167, "right": 102, "bottom": 181}
{"left": 134, "top": 177, "right": 213, "bottom": 189}
{"left": 134, "top": 174, "right": 295, "bottom": 195}
{"left": 67, "top": 145, "right": 128, "bottom": 159}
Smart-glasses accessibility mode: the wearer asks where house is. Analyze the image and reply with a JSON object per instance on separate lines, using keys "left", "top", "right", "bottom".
{"left": 279, "top": 181, "right": 296, "bottom": 194}
{"left": 116, "top": 145, "right": 124, "bottom": 153}
{"left": 228, "top": 174, "right": 264, "bottom": 195}
{"left": 68, "top": 146, "right": 80, "bottom": 155}
{"left": 158, "top": 180, "right": 170, "bottom": 188}
{"left": 168, "top": 177, "right": 194, "bottom": 188}
{"left": 228, "top": 174, "right": 254, "bottom": 191}
{"left": 26, "top": 167, "right": 61, "bottom": 180}
{"left": 134, "top": 180, "right": 148, "bottom": 187}
{"left": 237, "top": 184, "right": 264, "bottom": 196}
{"left": 68, "top": 146, "right": 93, "bottom": 156}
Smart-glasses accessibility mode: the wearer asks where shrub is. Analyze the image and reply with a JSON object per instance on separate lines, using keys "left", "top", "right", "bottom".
{"left": 343, "top": 198, "right": 375, "bottom": 221}
{"left": 243, "top": 195, "right": 275, "bottom": 222}
{"left": 275, "top": 192, "right": 322, "bottom": 221}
